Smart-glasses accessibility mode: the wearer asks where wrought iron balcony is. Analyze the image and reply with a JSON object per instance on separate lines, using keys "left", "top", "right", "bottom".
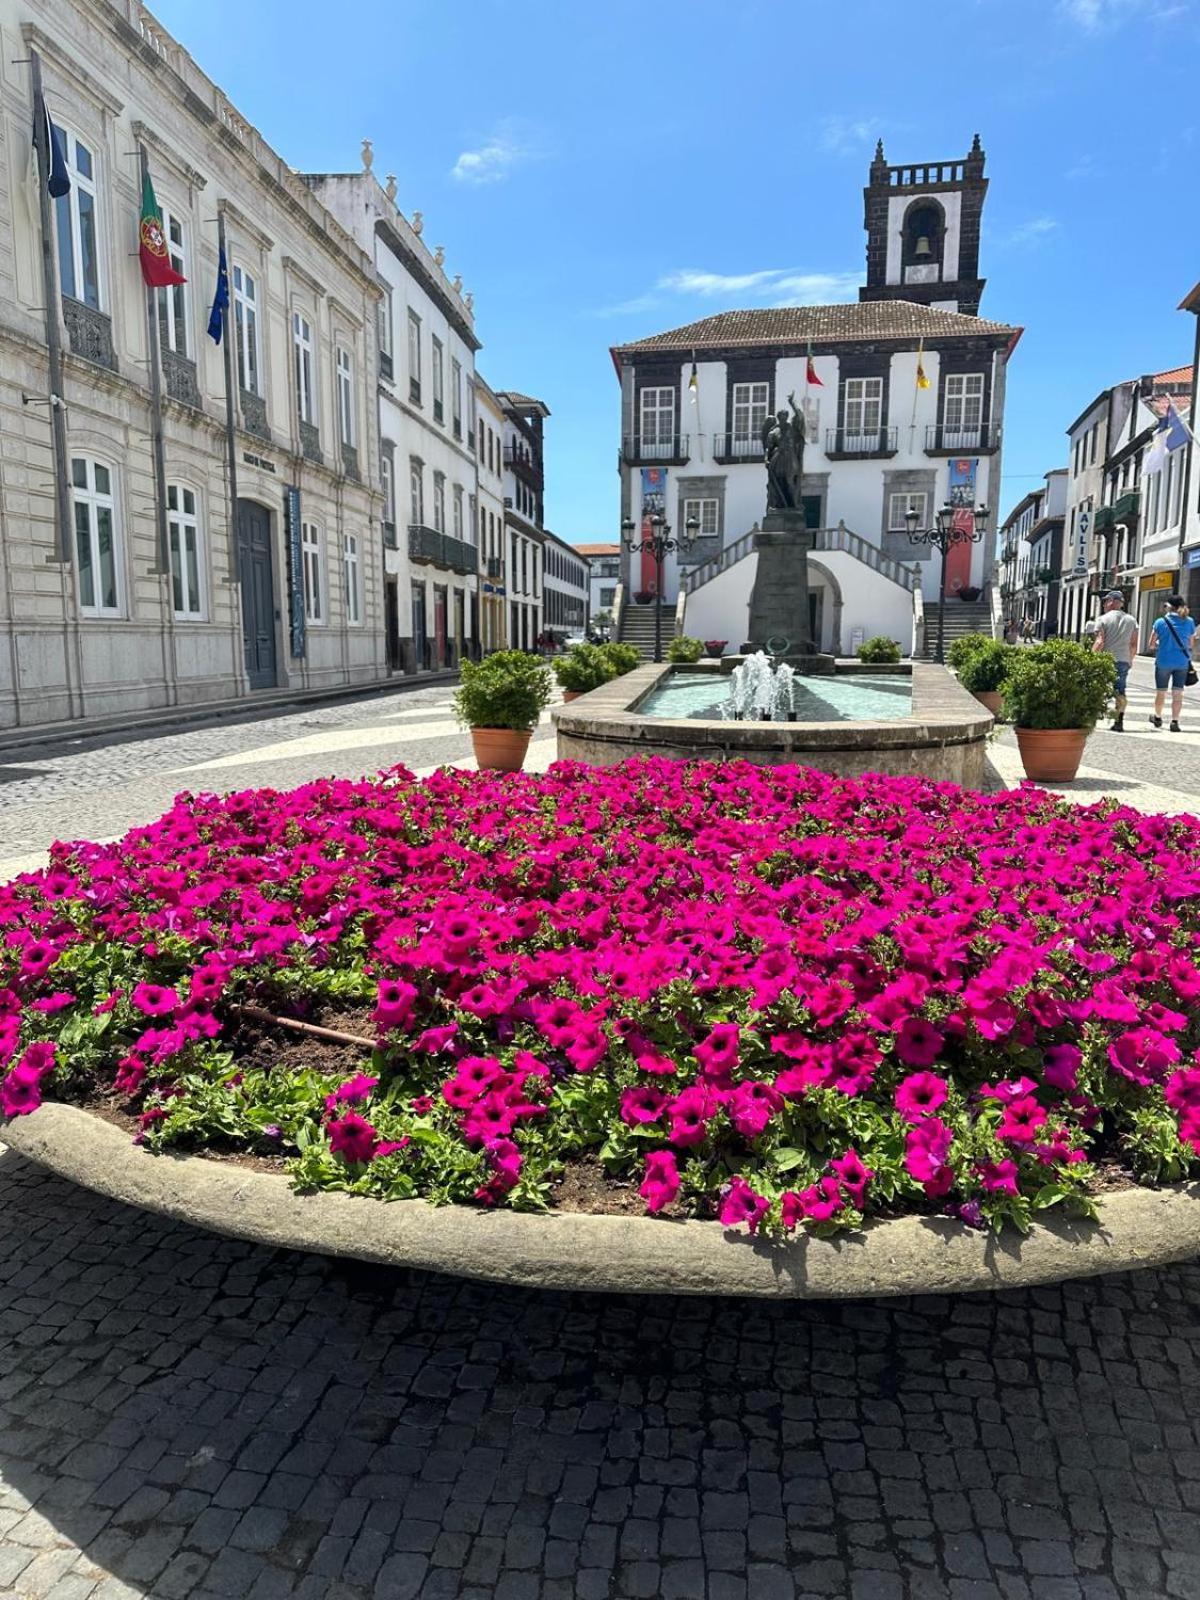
{"left": 407, "top": 524, "right": 476, "bottom": 575}
{"left": 825, "top": 426, "right": 897, "bottom": 459}
{"left": 924, "top": 422, "right": 1000, "bottom": 455}
{"left": 712, "top": 433, "right": 763, "bottom": 464}
{"left": 620, "top": 434, "right": 690, "bottom": 467}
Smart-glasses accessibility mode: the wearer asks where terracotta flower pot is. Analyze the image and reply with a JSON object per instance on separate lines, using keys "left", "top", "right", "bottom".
{"left": 1015, "top": 727, "right": 1088, "bottom": 782}
{"left": 470, "top": 728, "right": 532, "bottom": 773}
{"left": 561, "top": 689, "right": 582, "bottom": 703}
{"left": 972, "top": 690, "right": 1003, "bottom": 717}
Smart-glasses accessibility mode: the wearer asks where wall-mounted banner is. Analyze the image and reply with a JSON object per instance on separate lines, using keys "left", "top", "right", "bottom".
{"left": 639, "top": 467, "right": 666, "bottom": 595}
{"left": 947, "top": 458, "right": 978, "bottom": 534}
{"left": 284, "top": 486, "right": 305, "bottom": 659}
{"left": 1075, "top": 507, "right": 1091, "bottom": 575}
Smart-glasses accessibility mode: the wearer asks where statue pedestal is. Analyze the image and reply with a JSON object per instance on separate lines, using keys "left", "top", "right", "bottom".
{"left": 742, "top": 512, "right": 835, "bottom": 673}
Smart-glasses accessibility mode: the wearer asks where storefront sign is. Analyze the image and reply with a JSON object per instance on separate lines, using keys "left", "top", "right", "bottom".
{"left": 1074, "top": 508, "right": 1091, "bottom": 574}
{"left": 1138, "top": 570, "right": 1176, "bottom": 593}
{"left": 1186, "top": 548, "right": 1200, "bottom": 569}
{"left": 284, "top": 486, "right": 305, "bottom": 659}
{"left": 243, "top": 451, "right": 276, "bottom": 474}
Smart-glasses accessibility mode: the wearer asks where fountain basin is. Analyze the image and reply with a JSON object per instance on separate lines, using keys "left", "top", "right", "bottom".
{"left": 553, "top": 661, "right": 993, "bottom": 785}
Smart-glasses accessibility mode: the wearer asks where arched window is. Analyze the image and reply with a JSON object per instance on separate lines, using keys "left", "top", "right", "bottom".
{"left": 902, "top": 201, "right": 944, "bottom": 270}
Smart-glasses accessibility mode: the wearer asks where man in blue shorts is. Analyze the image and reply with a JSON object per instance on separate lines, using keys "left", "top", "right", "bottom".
{"left": 1092, "top": 590, "right": 1138, "bottom": 731}
{"left": 1149, "top": 593, "right": 1196, "bottom": 732}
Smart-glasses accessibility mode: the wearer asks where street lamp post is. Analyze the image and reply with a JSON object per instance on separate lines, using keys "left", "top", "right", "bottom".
{"left": 620, "top": 510, "right": 702, "bottom": 662}
{"left": 905, "top": 500, "right": 990, "bottom": 665}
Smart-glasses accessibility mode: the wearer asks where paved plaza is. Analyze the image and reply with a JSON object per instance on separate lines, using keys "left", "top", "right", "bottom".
{"left": 1, "top": 661, "right": 1200, "bottom": 1600}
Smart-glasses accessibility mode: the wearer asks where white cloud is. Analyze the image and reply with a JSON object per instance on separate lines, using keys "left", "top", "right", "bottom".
{"left": 1059, "top": 0, "right": 1186, "bottom": 27}
{"left": 451, "top": 122, "right": 540, "bottom": 185}
{"left": 657, "top": 268, "right": 786, "bottom": 297}
{"left": 590, "top": 265, "right": 860, "bottom": 320}
{"left": 1007, "top": 216, "right": 1059, "bottom": 246}
{"left": 769, "top": 271, "right": 862, "bottom": 304}
{"left": 820, "top": 116, "right": 883, "bottom": 153}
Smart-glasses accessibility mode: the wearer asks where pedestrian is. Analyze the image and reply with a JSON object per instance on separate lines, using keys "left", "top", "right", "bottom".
{"left": 1003, "top": 617, "right": 1018, "bottom": 645}
{"left": 1091, "top": 589, "right": 1138, "bottom": 732}
{"left": 1149, "top": 593, "right": 1197, "bottom": 732}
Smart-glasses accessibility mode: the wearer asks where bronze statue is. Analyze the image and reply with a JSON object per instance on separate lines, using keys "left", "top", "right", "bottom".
{"left": 762, "top": 391, "right": 806, "bottom": 512}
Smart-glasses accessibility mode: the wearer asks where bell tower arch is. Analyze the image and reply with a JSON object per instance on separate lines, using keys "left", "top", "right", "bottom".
{"left": 860, "top": 135, "right": 988, "bottom": 316}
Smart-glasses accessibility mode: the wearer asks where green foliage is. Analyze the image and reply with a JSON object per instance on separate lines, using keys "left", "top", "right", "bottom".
{"left": 597, "top": 641, "right": 640, "bottom": 676}
{"left": 947, "top": 633, "right": 994, "bottom": 670}
{"left": 957, "top": 640, "right": 1020, "bottom": 694}
{"left": 1002, "top": 639, "right": 1116, "bottom": 730}
{"left": 666, "top": 635, "right": 705, "bottom": 664}
{"left": 452, "top": 650, "right": 553, "bottom": 731}
{"left": 553, "top": 644, "right": 617, "bottom": 693}
{"left": 857, "top": 636, "right": 902, "bottom": 665}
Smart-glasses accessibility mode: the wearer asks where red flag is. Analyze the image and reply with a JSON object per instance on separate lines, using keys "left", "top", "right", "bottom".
{"left": 806, "top": 345, "right": 823, "bottom": 387}
{"left": 138, "top": 170, "right": 185, "bottom": 289}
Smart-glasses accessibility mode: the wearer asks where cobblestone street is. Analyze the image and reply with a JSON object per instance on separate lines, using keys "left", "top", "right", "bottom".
{"left": 2, "top": 668, "right": 1200, "bottom": 1599}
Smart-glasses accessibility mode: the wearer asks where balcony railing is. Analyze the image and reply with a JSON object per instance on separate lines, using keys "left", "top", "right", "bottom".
{"left": 925, "top": 422, "right": 1000, "bottom": 454}
{"left": 713, "top": 432, "right": 763, "bottom": 464}
{"left": 620, "top": 434, "right": 690, "bottom": 466}
{"left": 825, "top": 426, "right": 897, "bottom": 458}
{"left": 407, "top": 523, "right": 476, "bottom": 575}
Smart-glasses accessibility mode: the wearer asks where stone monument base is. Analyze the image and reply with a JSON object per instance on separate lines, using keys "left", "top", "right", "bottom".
{"left": 744, "top": 510, "right": 834, "bottom": 670}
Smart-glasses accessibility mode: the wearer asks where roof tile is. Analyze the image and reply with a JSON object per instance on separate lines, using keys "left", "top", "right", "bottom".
{"left": 612, "top": 301, "right": 1019, "bottom": 358}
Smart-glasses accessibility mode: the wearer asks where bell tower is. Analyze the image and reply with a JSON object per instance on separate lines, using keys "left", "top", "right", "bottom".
{"left": 859, "top": 135, "right": 988, "bottom": 317}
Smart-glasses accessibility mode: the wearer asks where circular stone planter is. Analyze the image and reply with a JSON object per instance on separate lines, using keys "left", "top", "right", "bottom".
{"left": 5, "top": 1104, "right": 1200, "bottom": 1299}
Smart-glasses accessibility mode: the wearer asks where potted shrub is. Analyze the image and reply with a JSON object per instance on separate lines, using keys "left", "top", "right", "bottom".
{"left": 704, "top": 639, "right": 728, "bottom": 658}
{"left": 598, "top": 642, "right": 640, "bottom": 677}
{"left": 666, "top": 635, "right": 704, "bottom": 664}
{"left": 947, "top": 633, "right": 994, "bottom": 672}
{"left": 957, "top": 640, "right": 1018, "bottom": 717}
{"left": 857, "top": 636, "right": 901, "bottom": 665}
{"left": 453, "top": 650, "right": 553, "bottom": 772}
{"left": 1002, "top": 639, "right": 1116, "bottom": 781}
{"left": 632, "top": 589, "right": 655, "bottom": 605}
{"left": 553, "top": 644, "right": 615, "bottom": 702}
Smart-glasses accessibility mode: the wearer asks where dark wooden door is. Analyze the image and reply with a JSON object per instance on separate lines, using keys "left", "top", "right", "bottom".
{"left": 237, "top": 501, "right": 276, "bottom": 690}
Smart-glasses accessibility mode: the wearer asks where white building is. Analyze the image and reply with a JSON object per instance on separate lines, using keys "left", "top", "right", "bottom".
{"left": 306, "top": 163, "right": 481, "bottom": 672}
{"left": 578, "top": 542, "right": 621, "bottom": 632}
{"left": 611, "top": 140, "right": 1020, "bottom": 658}
{"left": 474, "top": 376, "right": 508, "bottom": 653}
{"left": 998, "top": 469, "right": 1066, "bottom": 638}
{"left": 541, "top": 530, "right": 588, "bottom": 639}
{"left": 0, "top": 0, "right": 385, "bottom": 730}
{"left": 498, "top": 392, "right": 550, "bottom": 650}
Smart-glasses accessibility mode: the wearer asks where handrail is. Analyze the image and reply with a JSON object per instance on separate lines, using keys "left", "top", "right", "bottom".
{"left": 680, "top": 528, "right": 758, "bottom": 594}
{"left": 681, "top": 522, "right": 922, "bottom": 598}
{"left": 612, "top": 580, "right": 626, "bottom": 643}
{"left": 912, "top": 585, "right": 925, "bottom": 660}
{"left": 989, "top": 582, "right": 1003, "bottom": 640}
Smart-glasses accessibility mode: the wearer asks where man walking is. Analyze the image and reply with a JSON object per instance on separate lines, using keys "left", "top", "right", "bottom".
{"left": 1149, "top": 593, "right": 1196, "bottom": 732}
{"left": 1092, "top": 589, "right": 1138, "bottom": 731}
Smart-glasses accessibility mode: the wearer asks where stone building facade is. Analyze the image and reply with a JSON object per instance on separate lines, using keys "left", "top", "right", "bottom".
{"left": 474, "top": 376, "right": 510, "bottom": 653}
{"left": 498, "top": 392, "right": 550, "bottom": 650}
{"left": 0, "top": 0, "right": 385, "bottom": 731}
{"left": 541, "top": 529, "right": 588, "bottom": 638}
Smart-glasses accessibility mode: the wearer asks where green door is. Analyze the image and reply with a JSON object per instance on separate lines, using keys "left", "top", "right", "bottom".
{"left": 802, "top": 495, "right": 822, "bottom": 529}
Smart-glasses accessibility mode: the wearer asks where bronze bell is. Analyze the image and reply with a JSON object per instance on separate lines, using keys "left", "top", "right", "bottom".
{"left": 913, "top": 234, "right": 932, "bottom": 258}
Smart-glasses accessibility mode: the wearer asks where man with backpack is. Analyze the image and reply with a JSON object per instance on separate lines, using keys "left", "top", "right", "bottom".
{"left": 1149, "top": 594, "right": 1197, "bottom": 732}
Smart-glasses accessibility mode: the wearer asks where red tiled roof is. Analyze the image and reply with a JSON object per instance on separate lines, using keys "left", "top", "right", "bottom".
{"left": 612, "top": 301, "right": 1019, "bottom": 361}
{"left": 1151, "top": 365, "right": 1194, "bottom": 387}
{"left": 575, "top": 542, "right": 621, "bottom": 556}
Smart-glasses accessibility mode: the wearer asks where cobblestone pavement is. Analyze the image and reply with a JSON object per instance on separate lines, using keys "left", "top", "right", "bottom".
{"left": 1, "top": 1152, "right": 1199, "bottom": 1600}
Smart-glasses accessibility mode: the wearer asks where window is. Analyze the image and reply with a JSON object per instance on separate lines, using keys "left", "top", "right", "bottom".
{"left": 843, "top": 376, "right": 883, "bottom": 437}
{"left": 452, "top": 484, "right": 464, "bottom": 542}
{"left": 378, "top": 286, "right": 393, "bottom": 375}
{"left": 157, "top": 206, "right": 189, "bottom": 355}
{"left": 639, "top": 387, "right": 676, "bottom": 456}
{"left": 336, "top": 346, "right": 355, "bottom": 447}
{"left": 467, "top": 381, "right": 477, "bottom": 447}
{"left": 731, "top": 382, "right": 770, "bottom": 450}
{"left": 681, "top": 498, "right": 720, "bottom": 542}
{"left": 381, "top": 451, "right": 395, "bottom": 525}
{"left": 452, "top": 359, "right": 463, "bottom": 438}
{"left": 407, "top": 310, "right": 422, "bottom": 403}
{"left": 293, "top": 312, "right": 315, "bottom": 425}
{"left": 167, "top": 484, "right": 202, "bottom": 619}
{"left": 409, "top": 458, "right": 424, "bottom": 525}
{"left": 233, "top": 264, "right": 260, "bottom": 395}
{"left": 53, "top": 125, "right": 102, "bottom": 310}
{"left": 433, "top": 471, "right": 446, "bottom": 533}
{"left": 431, "top": 337, "right": 445, "bottom": 423}
{"left": 343, "top": 533, "right": 361, "bottom": 625}
{"left": 1090, "top": 424, "right": 1099, "bottom": 466}
{"left": 71, "top": 457, "right": 119, "bottom": 616}
{"left": 888, "top": 491, "right": 928, "bottom": 530}
{"left": 301, "top": 522, "right": 325, "bottom": 624}
{"left": 943, "top": 374, "right": 984, "bottom": 442}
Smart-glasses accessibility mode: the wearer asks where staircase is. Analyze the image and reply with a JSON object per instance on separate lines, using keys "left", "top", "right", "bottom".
{"left": 917, "top": 600, "right": 994, "bottom": 659}
{"left": 618, "top": 602, "right": 675, "bottom": 659}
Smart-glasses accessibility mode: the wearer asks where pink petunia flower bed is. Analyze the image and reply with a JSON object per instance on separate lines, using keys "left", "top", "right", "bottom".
{"left": 2, "top": 757, "right": 1200, "bottom": 1239}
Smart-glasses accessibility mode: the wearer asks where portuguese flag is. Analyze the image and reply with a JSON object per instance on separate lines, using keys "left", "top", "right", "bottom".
{"left": 138, "top": 170, "right": 186, "bottom": 289}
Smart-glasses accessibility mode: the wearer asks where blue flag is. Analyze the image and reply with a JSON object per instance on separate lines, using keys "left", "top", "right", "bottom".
{"left": 207, "top": 244, "right": 229, "bottom": 344}
{"left": 1164, "top": 402, "right": 1191, "bottom": 453}
{"left": 33, "top": 94, "right": 70, "bottom": 199}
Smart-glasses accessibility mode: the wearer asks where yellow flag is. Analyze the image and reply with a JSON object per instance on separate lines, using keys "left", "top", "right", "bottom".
{"left": 916, "top": 339, "right": 930, "bottom": 390}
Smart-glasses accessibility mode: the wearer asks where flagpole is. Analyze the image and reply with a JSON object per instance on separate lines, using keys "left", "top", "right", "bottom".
{"left": 217, "top": 213, "right": 241, "bottom": 624}
{"left": 29, "top": 53, "right": 72, "bottom": 566}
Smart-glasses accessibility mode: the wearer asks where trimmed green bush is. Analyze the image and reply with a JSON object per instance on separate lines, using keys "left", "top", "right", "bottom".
{"left": 947, "top": 633, "right": 994, "bottom": 670}
{"left": 1002, "top": 639, "right": 1116, "bottom": 730}
{"left": 857, "top": 636, "right": 902, "bottom": 665}
{"left": 453, "top": 651, "right": 553, "bottom": 731}
{"left": 666, "top": 636, "right": 705, "bottom": 664}
{"left": 957, "top": 641, "right": 1020, "bottom": 695}
{"left": 598, "top": 642, "right": 640, "bottom": 677}
{"left": 553, "top": 644, "right": 616, "bottom": 694}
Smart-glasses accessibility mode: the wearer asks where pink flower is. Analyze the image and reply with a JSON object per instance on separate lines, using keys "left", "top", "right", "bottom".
{"left": 904, "top": 1117, "right": 953, "bottom": 1185}
{"left": 1108, "top": 1028, "right": 1180, "bottom": 1087}
{"left": 668, "top": 1086, "right": 712, "bottom": 1148}
{"left": 130, "top": 983, "right": 179, "bottom": 1017}
{"left": 1, "top": 1063, "right": 43, "bottom": 1117}
{"left": 727, "top": 1081, "right": 782, "bottom": 1140}
{"left": 323, "top": 1073, "right": 379, "bottom": 1114}
{"left": 894, "top": 1017, "right": 944, "bottom": 1068}
{"left": 640, "top": 1150, "right": 680, "bottom": 1214}
{"left": 1042, "top": 1045, "right": 1081, "bottom": 1093}
{"left": 996, "top": 1096, "right": 1048, "bottom": 1146}
{"left": 717, "top": 1176, "right": 769, "bottom": 1233}
{"left": 976, "top": 1158, "right": 1020, "bottom": 1195}
{"left": 1166, "top": 1067, "right": 1200, "bottom": 1113}
{"left": 328, "top": 1112, "right": 378, "bottom": 1163}
{"left": 620, "top": 1085, "right": 667, "bottom": 1126}
{"left": 694, "top": 1024, "right": 740, "bottom": 1083}
{"left": 565, "top": 1024, "right": 608, "bottom": 1073}
{"left": 895, "top": 1072, "right": 948, "bottom": 1122}
{"left": 30, "top": 992, "right": 74, "bottom": 1014}
{"left": 782, "top": 1176, "right": 843, "bottom": 1227}
{"left": 830, "top": 1148, "right": 873, "bottom": 1209}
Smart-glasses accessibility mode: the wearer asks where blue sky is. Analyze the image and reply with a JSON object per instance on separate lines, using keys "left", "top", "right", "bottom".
{"left": 154, "top": 0, "right": 1199, "bottom": 543}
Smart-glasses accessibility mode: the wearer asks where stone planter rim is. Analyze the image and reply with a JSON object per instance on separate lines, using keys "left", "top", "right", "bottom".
{"left": 5, "top": 1103, "right": 1199, "bottom": 1300}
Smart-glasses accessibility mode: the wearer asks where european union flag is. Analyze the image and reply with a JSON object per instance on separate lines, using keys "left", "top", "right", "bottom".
{"left": 33, "top": 93, "right": 70, "bottom": 199}
{"left": 207, "top": 244, "right": 229, "bottom": 344}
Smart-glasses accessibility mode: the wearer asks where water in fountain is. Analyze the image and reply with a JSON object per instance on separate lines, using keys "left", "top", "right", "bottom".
{"left": 721, "top": 652, "right": 795, "bottom": 721}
